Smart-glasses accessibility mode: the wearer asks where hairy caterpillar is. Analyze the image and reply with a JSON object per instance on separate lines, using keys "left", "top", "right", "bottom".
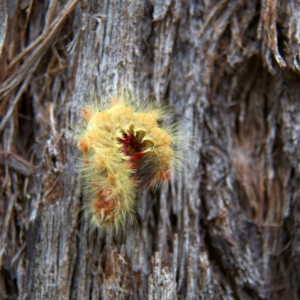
{"left": 73, "top": 91, "right": 183, "bottom": 232}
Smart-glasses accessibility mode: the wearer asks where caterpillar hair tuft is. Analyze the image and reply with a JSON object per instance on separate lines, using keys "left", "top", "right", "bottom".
{"left": 72, "top": 90, "right": 185, "bottom": 233}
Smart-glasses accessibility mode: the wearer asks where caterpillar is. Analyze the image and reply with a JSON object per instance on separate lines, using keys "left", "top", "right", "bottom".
{"left": 72, "top": 90, "right": 184, "bottom": 233}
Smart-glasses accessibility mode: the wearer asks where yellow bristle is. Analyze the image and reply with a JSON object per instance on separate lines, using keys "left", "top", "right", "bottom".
{"left": 71, "top": 90, "right": 187, "bottom": 234}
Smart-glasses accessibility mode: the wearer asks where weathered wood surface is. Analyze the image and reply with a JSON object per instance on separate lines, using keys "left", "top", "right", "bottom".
{"left": 0, "top": 1, "right": 299, "bottom": 299}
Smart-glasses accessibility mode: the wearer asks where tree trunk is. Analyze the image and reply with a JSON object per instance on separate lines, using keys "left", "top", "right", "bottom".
{"left": 0, "top": 1, "right": 299, "bottom": 299}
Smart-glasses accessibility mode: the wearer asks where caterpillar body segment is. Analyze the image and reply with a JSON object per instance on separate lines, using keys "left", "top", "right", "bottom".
{"left": 74, "top": 92, "right": 183, "bottom": 232}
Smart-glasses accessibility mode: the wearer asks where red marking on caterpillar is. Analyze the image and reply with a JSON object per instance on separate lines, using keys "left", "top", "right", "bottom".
{"left": 72, "top": 91, "right": 184, "bottom": 233}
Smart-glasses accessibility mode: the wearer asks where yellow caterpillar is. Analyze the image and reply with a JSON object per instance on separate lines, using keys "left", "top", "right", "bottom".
{"left": 73, "top": 91, "right": 183, "bottom": 232}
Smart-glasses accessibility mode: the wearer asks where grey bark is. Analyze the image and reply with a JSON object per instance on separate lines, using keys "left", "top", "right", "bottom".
{"left": 0, "top": 0, "right": 299, "bottom": 299}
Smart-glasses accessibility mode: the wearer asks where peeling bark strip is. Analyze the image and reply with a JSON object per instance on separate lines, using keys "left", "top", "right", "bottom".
{"left": 0, "top": 0, "right": 79, "bottom": 132}
{"left": 0, "top": 1, "right": 300, "bottom": 299}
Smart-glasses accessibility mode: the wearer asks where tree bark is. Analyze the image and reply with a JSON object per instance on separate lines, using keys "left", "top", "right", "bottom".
{"left": 0, "top": 0, "right": 299, "bottom": 299}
